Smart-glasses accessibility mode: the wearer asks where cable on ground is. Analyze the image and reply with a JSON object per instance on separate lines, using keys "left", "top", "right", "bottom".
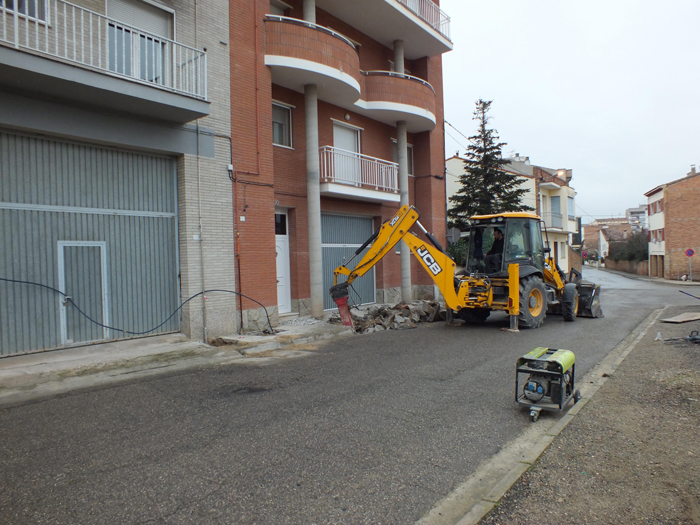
{"left": 0, "top": 277, "right": 274, "bottom": 336}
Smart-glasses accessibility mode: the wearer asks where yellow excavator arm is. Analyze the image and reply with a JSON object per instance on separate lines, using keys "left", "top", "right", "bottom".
{"left": 330, "top": 205, "right": 513, "bottom": 314}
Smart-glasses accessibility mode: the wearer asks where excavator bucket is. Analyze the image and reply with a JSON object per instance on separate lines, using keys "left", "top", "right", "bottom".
{"left": 329, "top": 282, "right": 354, "bottom": 328}
{"left": 577, "top": 282, "right": 603, "bottom": 318}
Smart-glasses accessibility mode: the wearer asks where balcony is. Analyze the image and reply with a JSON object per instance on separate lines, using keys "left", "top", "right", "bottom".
{"left": 542, "top": 212, "right": 563, "bottom": 230}
{"left": 0, "top": 0, "right": 208, "bottom": 123}
{"left": 356, "top": 71, "right": 436, "bottom": 132}
{"left": 319, "top": 146, "right": 400, "bottom": 203}
{"left": 264, "top": 16, "right": 362, "bottom": 108}
{"left": 315, "top": 0, "right": 452, "bottom": 59}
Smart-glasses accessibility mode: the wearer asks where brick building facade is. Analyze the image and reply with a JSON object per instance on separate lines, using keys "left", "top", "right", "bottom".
{"left": 645, "top": 168, "right": 700, "bottom": 280}
{"left": 231, "top": 0, "right": 453, "bottom": 329}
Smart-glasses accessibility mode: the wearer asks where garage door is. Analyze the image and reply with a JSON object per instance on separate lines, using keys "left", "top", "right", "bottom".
{"left": 0, "top": 131, "right": 180, "bottom": 355}
{"left": 322, "top": 214, "right": 375, "bottom": 310}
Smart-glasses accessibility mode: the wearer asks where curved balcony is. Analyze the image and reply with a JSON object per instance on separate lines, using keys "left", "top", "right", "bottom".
{"left": 264, "top": 16, "right": 362, "bottom": 107}
{"left": 355, "top": 71, "right": 436, "bottom": 132}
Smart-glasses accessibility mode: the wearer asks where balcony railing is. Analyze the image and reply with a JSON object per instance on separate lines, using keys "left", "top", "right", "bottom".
{"left": 363, "top": 70, "right": 435, "bottom": 93}
{"left": 397, "top": 0, "right": 451, "bottom": 41}
{"left": 320, "top": 146, "right": 398, "bottom": 193}
{"left": 0, "top": 0, "right": 207, "bottom": 99}
{"left": 542, "top": 212, "right": 563, "bottom": 229}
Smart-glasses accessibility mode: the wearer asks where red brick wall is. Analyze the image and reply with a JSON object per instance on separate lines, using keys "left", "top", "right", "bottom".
{"left": 264, "top": 19, "right": 362, "bottom": 87}
{"left": 664, "top": 173, "right": 700, "bottom": 280}
{"left": 363, "top": 74, "right": 436, "bottom": 115}
{"left": 230, "top": 0, "right": 277, "bottom": 310}
{"left": 235, "top": 0, "right": 449, "bottom": 311}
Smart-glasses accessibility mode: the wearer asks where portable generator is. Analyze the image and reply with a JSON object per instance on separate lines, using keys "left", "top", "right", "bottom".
{"left": 515, "top": 347, "right": 581, "bottom": 422}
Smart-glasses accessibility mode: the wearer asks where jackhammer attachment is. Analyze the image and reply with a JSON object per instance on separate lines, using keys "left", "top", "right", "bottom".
{"left": 329, "top": 282, "right": 354, "bottom": 328}
{"left": 577, "top": 281, "right": 603, "bottom": 318}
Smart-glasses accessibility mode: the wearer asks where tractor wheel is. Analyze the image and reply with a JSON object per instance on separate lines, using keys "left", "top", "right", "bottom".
{"left": 518, "top": 276, "right": 547, "bottom": 329}
{"left": 459, "top": 308, "right": 491, "bottom": 323}
{"left": 562, "top": 292, "right": 579, "bottom": 322}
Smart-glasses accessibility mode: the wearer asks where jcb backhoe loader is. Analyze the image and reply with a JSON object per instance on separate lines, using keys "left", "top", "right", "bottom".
{"left": 329, "top": 205, "right": 602, "bottom": 330}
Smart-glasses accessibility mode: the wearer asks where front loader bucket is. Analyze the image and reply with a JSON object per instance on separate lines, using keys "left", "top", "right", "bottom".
{"left": 329, "top": 283, "right": 354, "bottom": 328}
{"left": 577, "top": 282, "right": 603, "bottom": 318}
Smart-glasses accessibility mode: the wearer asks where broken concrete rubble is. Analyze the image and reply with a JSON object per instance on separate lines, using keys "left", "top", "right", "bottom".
{"left": 329, "top": 300, "right": 442, "bottom": 334}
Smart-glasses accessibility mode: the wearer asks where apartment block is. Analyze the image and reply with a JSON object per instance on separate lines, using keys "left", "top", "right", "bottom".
{"left": 0, "top": 0, "right": 233, "bottom": 355}
{"left": 232, "top": 0, "right": 453, "bottom": 328}
{"left": 645, "top": 167, "right": 700, "bottom": 280}
{"left": 0, "top": 0, "right": 452, "bottom": 355}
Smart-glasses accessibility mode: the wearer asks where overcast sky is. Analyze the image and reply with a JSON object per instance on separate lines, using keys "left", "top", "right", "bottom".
{"left": 440, "top": 0, "right": 700, "bottom": 223}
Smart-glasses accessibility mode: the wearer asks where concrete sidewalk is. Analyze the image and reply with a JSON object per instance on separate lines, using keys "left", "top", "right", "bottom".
{"left": 0, "top": 315, "right": 353, "bottom": 407}
{"left": 471, "top": 304, "right": 700, "bottom": 524}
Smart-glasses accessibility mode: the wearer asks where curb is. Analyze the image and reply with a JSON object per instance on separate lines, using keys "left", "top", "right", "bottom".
{"left": 418, "top": 307, "right": 665, "bottom": 525}
{"left": 0, "top": 325, "right": 356, "bottom": 408}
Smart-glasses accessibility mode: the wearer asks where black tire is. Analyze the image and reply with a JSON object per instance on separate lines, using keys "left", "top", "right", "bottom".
{"left": 518, "top": 276, "right": 547, "bottom": 329}
{"left": 458, "top": 308, "right": 490, "bottom": 323}
{"left": 562, "top": 292, "right": 579, "bottom": 322}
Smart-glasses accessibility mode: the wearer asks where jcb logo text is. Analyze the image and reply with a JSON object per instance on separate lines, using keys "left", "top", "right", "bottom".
{"left": 417, "top": 246, "right": 442, "bottom": 275}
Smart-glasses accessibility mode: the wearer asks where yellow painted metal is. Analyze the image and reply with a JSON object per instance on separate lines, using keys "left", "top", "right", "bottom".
{"left": 543, "top": 256, "right": 565, "bottom": 292}
{"left": 508, "top": 263, "right": 519, "bottom": 315}
{"left": 522, "top": 346, "right": 576, "bottom": 372}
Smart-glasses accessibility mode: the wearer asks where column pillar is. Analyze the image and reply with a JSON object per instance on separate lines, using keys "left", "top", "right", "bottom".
{"left": 397, "top": 119, "right": 411, "bottom": 303}
{"left": 393, "top": 40, "right": 405, "bottom": 74}
{"left": 303, "top": 0, "right": 316, "bottom": 23}
{"left": 305, "top": 84, "right": 323, "bottom": 318}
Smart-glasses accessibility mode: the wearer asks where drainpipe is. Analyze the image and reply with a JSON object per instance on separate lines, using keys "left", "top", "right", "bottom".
{"left": 397, "top": 120, "right": 411, "bottom": 303}
{"left": 305, "top": 84, "right": 323, "bottom": 318}
{"left": 194, "top": 0, "right": 208, "bottom": 342}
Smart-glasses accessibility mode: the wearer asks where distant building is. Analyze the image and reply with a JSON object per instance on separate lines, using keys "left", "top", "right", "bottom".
{"left": 645, "top": 166, "right": 700, "bottom": 280}
{"left": 445, "top": 154, "right": 580, "bottom": 272}
{"left": 625, "top": 205, "right": 647, "bottom": 233}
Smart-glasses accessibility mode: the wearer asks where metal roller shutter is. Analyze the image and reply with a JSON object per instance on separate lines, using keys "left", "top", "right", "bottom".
{"left": 322, "top": 214, "right": 376, "bottom": 310}
{"left": 0, "top": 131, "right": 179, "bottom": 355}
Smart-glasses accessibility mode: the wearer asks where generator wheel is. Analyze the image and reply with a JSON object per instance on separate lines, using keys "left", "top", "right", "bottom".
{"left": 574, "top": 390, "right": 581, "bottom": 403}
{"left": 518, "top": 276, "right": 547, "bottom": 329}
{"left": 562, "top": 292, "right": 579, "bottom": 322}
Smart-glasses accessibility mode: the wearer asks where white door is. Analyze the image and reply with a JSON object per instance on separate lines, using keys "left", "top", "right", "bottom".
{"left": 333, "top": 123, "right": 361, "bottom": 185}
{"left": 58, "top": 241, "right": 109, "bottom": 345}
{"left": 275, "top": 212, "right": 292, "bottom": 314}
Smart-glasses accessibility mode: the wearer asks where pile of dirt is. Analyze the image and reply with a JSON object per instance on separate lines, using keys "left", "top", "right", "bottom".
{"left": 329, "top": 300, "right": 442, "bottom": 333}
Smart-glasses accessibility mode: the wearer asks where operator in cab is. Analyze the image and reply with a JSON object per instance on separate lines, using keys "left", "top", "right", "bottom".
{"left": 484, "top": 227, "right": 504, "bottom": 272}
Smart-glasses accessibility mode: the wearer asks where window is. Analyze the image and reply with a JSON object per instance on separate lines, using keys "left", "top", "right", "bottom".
{"left": 567, "top": 196, "right": 575, "bottom": 220}
{"left": 2, "top": 0, "right": 46, "bottom": 20}
{"left": 392, "top": 141, "right": 414, "bottom": 175}
{"left": 272, "top": 103, "right": 292, "bottom": 147}
{"left": 106, "top": 0, "right": 172, "bottom": 84}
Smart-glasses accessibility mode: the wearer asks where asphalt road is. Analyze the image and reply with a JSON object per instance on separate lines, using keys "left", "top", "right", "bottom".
{"left": 1, "top": 269, "right": 697, "bottom": 524}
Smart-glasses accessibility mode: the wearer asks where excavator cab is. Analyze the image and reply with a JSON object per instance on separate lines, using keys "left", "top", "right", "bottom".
{"left": 463, "top": 215, "right": 545, "bottom": 277}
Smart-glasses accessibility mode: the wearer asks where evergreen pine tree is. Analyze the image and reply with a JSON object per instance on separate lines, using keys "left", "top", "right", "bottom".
{"left": 448, "top": 99, "right": 534, "bottom": 230}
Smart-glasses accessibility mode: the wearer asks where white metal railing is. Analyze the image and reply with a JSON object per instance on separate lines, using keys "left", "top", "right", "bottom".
{"left": 265, "top": 15, "right": 357, "bottom": 50}
{"left": 397, "top": 0, "right": 451, "bottom": 41}
{"left": 320, "top": 146, "right": 398, "bottom": 193}
{"left": 362, "top": 70, "right": 435, "bottom": 93}
{"left": 542, "top": 212, "right": 563, "bottom": 229}
{"left": 0, "top": 0, "right": 207, "bottom": 99}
